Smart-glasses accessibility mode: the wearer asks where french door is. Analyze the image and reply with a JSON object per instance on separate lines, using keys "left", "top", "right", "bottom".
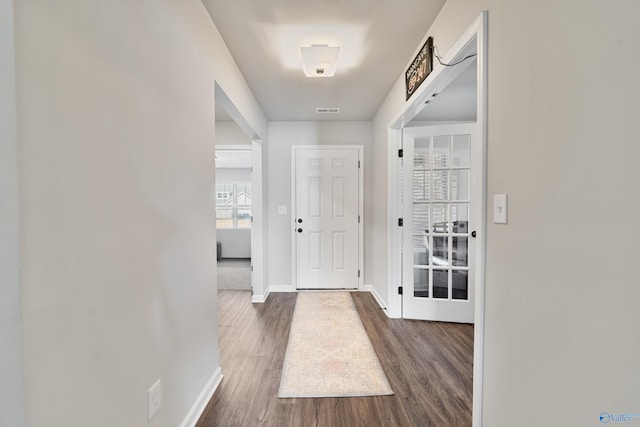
{"left": 293, "top": 147, "right": 361, "bottom": 289}
{"left": 402, "top": 124, "right": 478, "bottom": 323}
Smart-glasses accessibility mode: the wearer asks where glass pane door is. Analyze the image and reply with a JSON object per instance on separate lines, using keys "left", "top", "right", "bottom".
{"left": 403, "top": 124, "right": 476, "bottom": 323}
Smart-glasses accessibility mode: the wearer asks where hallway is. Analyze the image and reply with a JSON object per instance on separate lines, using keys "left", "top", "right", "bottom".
{"left": 197, "top": 291, "right": 473, "bottom": 426}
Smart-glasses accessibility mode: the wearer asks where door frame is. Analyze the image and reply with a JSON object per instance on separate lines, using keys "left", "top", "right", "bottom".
{"left": 386, "top": 12, "right": 487, "bottom": 427}
{"left": 291, "top": 145, "right": 364, "bottom": 291}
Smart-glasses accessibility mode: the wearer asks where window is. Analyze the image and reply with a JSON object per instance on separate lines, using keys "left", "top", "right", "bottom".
{"left": 216, "top": 183, "right": 252, "bottom": 228}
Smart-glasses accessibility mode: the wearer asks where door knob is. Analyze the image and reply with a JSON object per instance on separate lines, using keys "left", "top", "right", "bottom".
{"left": 297, "top": 228, "right": 303, "bottom": 233}
{"left": 471, "top": 230, "right": 476, "bottom": 238}
{"left": 297, "top": 218, "right": 303, "bottom": 223}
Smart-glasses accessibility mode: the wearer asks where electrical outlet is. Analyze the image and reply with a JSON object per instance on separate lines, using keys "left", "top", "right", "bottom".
{"left": 148, "top": 379, "right": 162, "bottom": 421}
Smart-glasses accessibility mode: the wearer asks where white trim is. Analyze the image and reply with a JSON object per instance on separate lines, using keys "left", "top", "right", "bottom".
{"left": 363, "top": 284, "right": 386, "bottom": 310}
{"left": 251, "top": 289, "right": 271, "bottom": 303}
{"left": 472, "top": 12, "right": 488, "bottom": 427}
{"left": 250, "top": 139, "right": 265, "bottom": 303}
{"left": 290, "top": 145, "right": 365, "bottom": 291}
{"left": 269, "top": 285, "right": 296, "bottom": 293}
{"left": 179, "top": 367, "right": 223, "bottom": 427}
{"left": 385, "top": 128, "right": 403, "bottom": 318}
{"left": 215, "top": 144, "right": 251, "bottom": 150}
{"left": 386, "top": 11, "right": 488, "bottom": 427}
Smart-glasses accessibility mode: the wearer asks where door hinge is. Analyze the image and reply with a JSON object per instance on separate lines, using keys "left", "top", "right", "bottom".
{"left": 358, "top": 215, "right": 361, "bottom": 224}
{"left": 251, "top": 215, "right": 254, "bottom": 223}
{"left": 358, "top": 270, "right": 361, "bottom": 278}
{"left": 398, "top": 286, "right": 403, "bottom": 295}
{"left": 358, "top": 160, "right": 361, "bottom": 168}
{"left": 251, "top": 265, "right": 254, "bottom": 272}
{"left": 398, "top": 218, "right": 403, "bottom": 227}
{"left": 398, "top": 149, "right": 404, "bottom": 158}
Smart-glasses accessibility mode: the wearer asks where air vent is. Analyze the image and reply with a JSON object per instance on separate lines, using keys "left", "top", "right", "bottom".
{"left": 316, "top": 107, "right": 341, "bottom": 114}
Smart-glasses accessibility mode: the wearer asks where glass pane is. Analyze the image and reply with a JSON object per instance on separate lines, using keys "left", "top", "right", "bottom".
{"left": 414, "top": 138, "right": 430, "bottom": 168}
{"left": 237, "top": 208, "right": 252, "bottom": 228}
{"left": 413, "top": 171, "right": 429, "bottom": 201}
{"left": 432, "top": 236, "right": 449, "bottom": 266}
{"left": 236, "top": 183, "right": 252, "bottom": 206}
{"left": 215, "top": 184, "right": 234, "bottom": 206}
{"left": 432, "top": 170, "right": 449, "bottom": 201}
{"left": 451, "top": 169, "right": 469, "bottom": 201}
{"left": 452, "top": 270, "right": 469, "bottom": 300}
{"left": 413, "top": 204, "right": 430, "bottom": 234}
{"left": 431, "top": 204, "right": 448, "bottom": 233}
{"left": 433, "top": 270, "right": 449, "bottom": 299}
{"left": 216, "top": 207, "right": 233, "bottom": 228}
{"left": 452, "top": 237, "right": 468, "bottom": 266}
{"left": 453, "top": 135, "right": 471, "bottom": 167}
{"left": 451, "top": 203, "right": 469, "bottom": 231}
{"left": 433, "top": 136, "right": 450, "bottom": 168}
{"left": 413, "top": 236, "right": 429, "bottom": 266}
{"left": 414, "top": 268, "right": 429, "bottom": 298}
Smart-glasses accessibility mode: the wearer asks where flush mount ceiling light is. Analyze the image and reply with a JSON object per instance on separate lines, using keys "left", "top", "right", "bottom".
{"left": 300, "top": 44, "right": 340, "bottom": 77}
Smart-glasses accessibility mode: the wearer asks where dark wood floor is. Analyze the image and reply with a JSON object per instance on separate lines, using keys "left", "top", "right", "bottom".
{"left": 197, "top": 291, "right": 473, "bottom": 427}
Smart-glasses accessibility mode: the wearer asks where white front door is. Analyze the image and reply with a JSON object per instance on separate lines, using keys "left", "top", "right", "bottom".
{"left": 294, "top": 148, "right": 360, "bottom": 289}
{"left": 402, "top": 124, "right": 478, "bottom": 323}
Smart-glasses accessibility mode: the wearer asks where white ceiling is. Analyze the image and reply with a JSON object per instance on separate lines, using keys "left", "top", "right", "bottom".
{"left": 203, "top": 0, "right": 447, "bottom": 121}
{"left": 411, "top": 58, "right": 477, "bottom": 123}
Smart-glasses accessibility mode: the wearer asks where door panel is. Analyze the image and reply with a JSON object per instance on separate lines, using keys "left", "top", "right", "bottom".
{"left": 403, "top": 124, "right": 477, "bottom": 322}
{"left": 295, "top": 148, "right": 359, "bottom": 289}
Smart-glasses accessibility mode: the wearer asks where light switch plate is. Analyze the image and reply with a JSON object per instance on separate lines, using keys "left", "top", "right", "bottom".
{"left": 493, "top": 194, "right": 508, "bottom": 224}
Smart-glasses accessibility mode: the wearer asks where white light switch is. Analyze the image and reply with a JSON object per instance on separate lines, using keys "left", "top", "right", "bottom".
{"left": 278, "top": 205, "right": 288, "bottom": 215}
{"left": 493, "top": 194, "right": 508, "bottom": 224}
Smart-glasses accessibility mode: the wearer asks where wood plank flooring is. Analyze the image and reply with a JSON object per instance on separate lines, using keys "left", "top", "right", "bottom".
{"left": 197, "top": 291, "right": 473, "bottom": 427}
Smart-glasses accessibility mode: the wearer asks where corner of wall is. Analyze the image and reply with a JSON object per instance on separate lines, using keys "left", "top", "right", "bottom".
{"left": 0, "top": 0, "right": 26, "bottom": 424}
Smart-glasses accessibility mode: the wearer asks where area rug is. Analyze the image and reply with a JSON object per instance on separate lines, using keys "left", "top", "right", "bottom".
{"left": 278, "top": 291, "right": 394, "bottom": 398}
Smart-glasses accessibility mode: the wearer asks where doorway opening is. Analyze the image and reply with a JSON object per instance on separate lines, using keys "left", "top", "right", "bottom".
{"left": 215, "top": 145, "right": 252, "bottom": 290}
{"left": 387, "top": 11, "right": 487, "bottom": 426}
{"left": 214, "top": 83, "right": 265, "bottom": 300}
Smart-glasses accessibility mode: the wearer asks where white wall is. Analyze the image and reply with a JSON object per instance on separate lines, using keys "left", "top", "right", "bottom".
{"left": 0, "top": 1, "right": 25, "bottom": 425}
{"left": 373, "top": 1, "right": 640, "bottom": 425}
{"left": 267, "top": 121, "right": 373, "bottom": 289}
{"left": 216, "top": 168, "right": 251, "bottom": 182}
{"left": 483, "top": 1, "right": 640, "bottom": 425}
{"left": 215, "top": 119, "right": 251, "bottom": 146}
{"left": 216, "top": 229, "right": 251, "bottom": 259}
{"left": 14, "top": 1, "right": 266, "bottom": 426}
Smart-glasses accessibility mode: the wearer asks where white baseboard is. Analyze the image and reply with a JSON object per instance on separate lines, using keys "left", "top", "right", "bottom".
{"left": 180, "top": 367, "right": 223, "bottom": 427}
{"left": 363, "top": 284, "right": 387, "bottom": 310}
{"left": 269, "top": 284, "right": 296, "bottom": 293}
{"left": 251, "top": 289, "right": 270, "bottom": 303}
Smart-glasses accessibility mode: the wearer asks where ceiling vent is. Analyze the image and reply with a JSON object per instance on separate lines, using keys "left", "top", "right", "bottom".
{"left": 316, "top": 107, "right": 341, "bottom": 114}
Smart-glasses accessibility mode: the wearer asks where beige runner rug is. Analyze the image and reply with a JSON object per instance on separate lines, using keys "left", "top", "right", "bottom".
{"left": 278, "top": 291, "right": 394, "bottom": 398}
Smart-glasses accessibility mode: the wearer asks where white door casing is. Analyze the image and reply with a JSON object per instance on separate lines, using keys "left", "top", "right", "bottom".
{"left": 292, "top": 146, "right": 362, "bottom": 289}
{"left": 402, "top": 124, "right": 478, "bottom": 323}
